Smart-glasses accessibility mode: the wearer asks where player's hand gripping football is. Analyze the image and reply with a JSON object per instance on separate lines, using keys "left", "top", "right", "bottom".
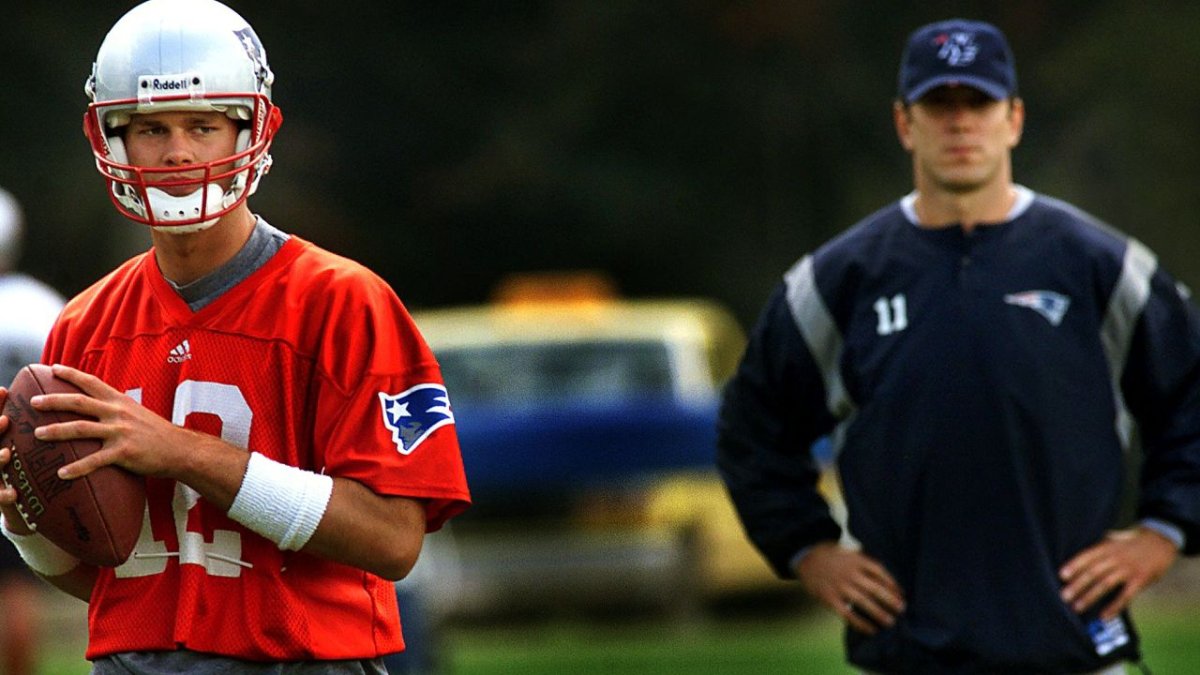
{"left": 794, "top": 541, "right": 906, "bottom": 635}
{"left": 0, "top": 387, "right": 34, "bottom": 536}
{"left": 1058, "top": 526, "right": 1179, "bottom": 620}
{"left": 25, "top": 364, "right": 247, "bottom": 507}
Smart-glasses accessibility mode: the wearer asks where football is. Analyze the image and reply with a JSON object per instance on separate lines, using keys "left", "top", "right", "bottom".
{"left": 0, "top": 364, "right": 144, "bottom": 567}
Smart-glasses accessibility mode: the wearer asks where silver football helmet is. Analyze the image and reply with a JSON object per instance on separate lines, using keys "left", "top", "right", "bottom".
{"left": 83, "top": 0, "right": 282, "bottom": 232}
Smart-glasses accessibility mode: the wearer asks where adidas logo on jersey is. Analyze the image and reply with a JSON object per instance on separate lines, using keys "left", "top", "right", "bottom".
{"left": 167, "top": 340, "right": 193, "bottom": 364}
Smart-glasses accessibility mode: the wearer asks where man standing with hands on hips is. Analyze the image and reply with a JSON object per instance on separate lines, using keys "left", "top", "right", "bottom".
{"left": 0, "top": 0, "right": 470, "bottom": 672}
{"left": 718, "top": 18, "right": 1200, "bottom": 674}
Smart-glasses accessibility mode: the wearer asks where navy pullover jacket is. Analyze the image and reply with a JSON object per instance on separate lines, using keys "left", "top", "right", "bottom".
{"left": 717, "top": 187, "right": 1200, "bottom": 673}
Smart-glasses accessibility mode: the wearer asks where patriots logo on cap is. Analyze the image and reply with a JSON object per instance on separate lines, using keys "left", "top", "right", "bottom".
{"left": 934, "top": 31, "right": 980, "bottom": 66}
{"left": 378, "top": 384, "right": 455, "bottom": 455}
{"left": 1003, "top": 290, "right": 1070, "bottom": 326}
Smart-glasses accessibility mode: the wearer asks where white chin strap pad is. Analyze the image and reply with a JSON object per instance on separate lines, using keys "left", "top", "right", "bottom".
{"left": 105, "top": 127, "right": 256, "bottom": 230}
{"left": 145, "top": 185, "right": 224, "bottom": 233}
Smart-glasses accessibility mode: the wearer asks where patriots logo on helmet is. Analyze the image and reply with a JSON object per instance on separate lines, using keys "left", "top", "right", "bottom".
{"left": 1003, "top": 290, "right": 1070, "bottom": 326}
{"left": 233, "top": 27, "right": 272, "bottom": 88}
{"left": 378, "top": 384, "right": 455, "bottom": 455}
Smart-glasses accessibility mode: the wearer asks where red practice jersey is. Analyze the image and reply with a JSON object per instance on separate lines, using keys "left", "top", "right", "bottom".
{"left": 43, "top": 236, "right": 471, "bottom": 661}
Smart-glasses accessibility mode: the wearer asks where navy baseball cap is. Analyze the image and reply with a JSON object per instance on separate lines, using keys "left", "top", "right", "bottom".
{"left": 898, "top": 19, "right": 1017, "bottom": 104}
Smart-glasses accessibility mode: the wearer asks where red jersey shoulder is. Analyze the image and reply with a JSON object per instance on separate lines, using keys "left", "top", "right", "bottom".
{"left": 284, "top": 239, "right": 409, "bottom": 319}
{"left": 46, "top": 253, "right": 156, "bottom": 365}
{"left": 283, "top": 239, "right": 439, "bottom": 388}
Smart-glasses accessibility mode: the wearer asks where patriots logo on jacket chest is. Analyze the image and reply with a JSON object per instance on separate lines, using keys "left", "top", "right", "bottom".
{"left": 1003, "top": 290, "right": 1071, "bottom": 326}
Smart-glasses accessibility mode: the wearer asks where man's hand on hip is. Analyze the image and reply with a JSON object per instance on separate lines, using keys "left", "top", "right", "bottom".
{"left": 794, "top": 542, "right": 906, "bottom": 635}
{"left": 1059, "top": 526, "right": 1179, "bottom": 620}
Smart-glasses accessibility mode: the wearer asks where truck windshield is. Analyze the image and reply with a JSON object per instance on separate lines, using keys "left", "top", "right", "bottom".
{"left": 435, "top": 340, "right": 675, "bottom": 406}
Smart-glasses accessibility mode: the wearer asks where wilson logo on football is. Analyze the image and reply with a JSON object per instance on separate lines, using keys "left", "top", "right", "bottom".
{"left": 167, "top": 340, "right": 193, "bottom": 364}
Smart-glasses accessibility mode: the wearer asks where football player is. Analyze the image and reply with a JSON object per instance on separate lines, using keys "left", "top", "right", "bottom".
{"left": 0, "top": 0, "right": 470, "bottom": 672}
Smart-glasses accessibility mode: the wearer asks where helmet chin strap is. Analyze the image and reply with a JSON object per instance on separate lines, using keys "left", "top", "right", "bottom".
{"left": 105, "top": 129, "right": 253, "bottom": 232}
{"left": 144, "top": 184, "right": 226, "bottom": 233}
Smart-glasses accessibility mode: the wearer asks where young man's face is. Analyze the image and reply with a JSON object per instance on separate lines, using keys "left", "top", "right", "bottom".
{"left": 123, "top": 110, "right": 240, "bottom": 196}
{"left": 894, "top": 85, "right": 1024, "bottom": 195}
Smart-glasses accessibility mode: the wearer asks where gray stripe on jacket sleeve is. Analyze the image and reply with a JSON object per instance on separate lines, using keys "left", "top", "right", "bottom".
{"left": 783, "top": 255, "right": 855, "bottom": 420}
{"left": 1101, "top": 238, "right": 1157, "bottom": 450}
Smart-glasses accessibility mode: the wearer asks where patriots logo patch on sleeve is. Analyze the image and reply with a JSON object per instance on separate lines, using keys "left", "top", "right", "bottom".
{"left": 378, "top": 384, "right": 455, "bottom": 455}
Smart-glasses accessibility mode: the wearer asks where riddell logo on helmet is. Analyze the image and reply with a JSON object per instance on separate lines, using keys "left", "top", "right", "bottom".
{"left": 137, "top": 73, "right": 203, "bottom": 97}
{"left": 151, "top": 77, "right": 193, "bottom": 91}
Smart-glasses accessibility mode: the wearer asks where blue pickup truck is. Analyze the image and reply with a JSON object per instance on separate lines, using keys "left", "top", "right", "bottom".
{"left": 410, "top": 277, "right": 811, "bottom": 617}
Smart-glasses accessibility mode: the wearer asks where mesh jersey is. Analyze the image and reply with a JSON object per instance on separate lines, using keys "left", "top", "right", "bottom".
{"left": 43, "top": 236, "right": 470, "bottom": 661}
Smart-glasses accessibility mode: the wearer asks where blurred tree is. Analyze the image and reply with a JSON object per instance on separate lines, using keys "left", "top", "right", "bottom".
{"left": 0, "top": 1, "right": 1196, "bottom": 326}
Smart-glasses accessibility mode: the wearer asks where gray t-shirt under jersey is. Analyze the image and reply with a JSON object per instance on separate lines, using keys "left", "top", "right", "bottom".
{"left": 166, "top": 216, "right": 289, "bottom": 312}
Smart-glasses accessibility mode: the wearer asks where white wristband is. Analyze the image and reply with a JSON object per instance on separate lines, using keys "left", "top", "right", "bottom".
{"left": 227, "top": 452, "right": 334, "bottom": 551}
{"left": 1, "top": 514, "right": 81, "bottom": 576}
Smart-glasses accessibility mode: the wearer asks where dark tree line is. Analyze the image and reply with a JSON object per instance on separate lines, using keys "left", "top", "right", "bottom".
{"left": 2, "top": 1, "right": 1197, "bottom": 326}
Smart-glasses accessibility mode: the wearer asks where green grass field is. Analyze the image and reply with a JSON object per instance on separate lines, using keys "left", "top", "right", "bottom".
{"left": 445, "top": 603, "right": 1199, "bottom": 675}
{"left": 36, "top": 590, "right": 1199, "bottom": 674}
{"left": 446, "top": 610, "right": 845, "bottom": 675}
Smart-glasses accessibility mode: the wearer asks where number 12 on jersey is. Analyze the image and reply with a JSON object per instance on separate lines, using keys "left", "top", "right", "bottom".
{"left": 115, "top": 381, "right": 254, "bottom": 579}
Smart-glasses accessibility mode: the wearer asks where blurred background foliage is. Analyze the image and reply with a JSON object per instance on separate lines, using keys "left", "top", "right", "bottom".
{"left": 1, "top": 1, "right": 1198, "bottom": 326}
